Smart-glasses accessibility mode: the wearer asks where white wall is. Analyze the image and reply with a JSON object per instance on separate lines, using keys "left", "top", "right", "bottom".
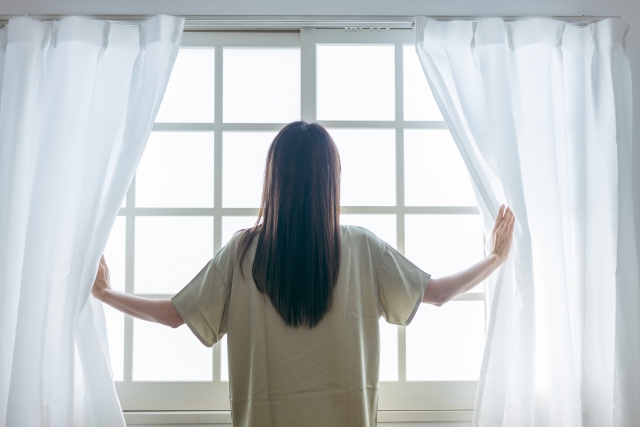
{"left": 0, "top": 0, "right": 637, "bottom": 20}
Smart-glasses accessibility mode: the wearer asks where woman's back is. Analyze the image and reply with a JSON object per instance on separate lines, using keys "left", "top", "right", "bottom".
{"left": 172, "top": 225, "right": 430, "bottom": 427}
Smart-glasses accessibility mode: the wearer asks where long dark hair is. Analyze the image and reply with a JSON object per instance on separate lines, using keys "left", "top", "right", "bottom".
{"left": 238, "top": 121, "right": 341, "bottom": 328}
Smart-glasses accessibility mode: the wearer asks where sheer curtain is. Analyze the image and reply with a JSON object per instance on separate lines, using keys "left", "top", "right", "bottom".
{"left": 0, "top": 15, "right": 183, "bottom": 427}
{"left": 415, "top": 17, "right": 639, "bottom": 427}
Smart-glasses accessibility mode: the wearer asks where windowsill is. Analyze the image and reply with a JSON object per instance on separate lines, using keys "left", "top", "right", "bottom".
{"left": 123, "top": 410, "right": 473, "bottom": 424}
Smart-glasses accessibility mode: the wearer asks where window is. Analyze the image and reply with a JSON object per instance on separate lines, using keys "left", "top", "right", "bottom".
{"left": 104, "top": 29, "right": 484, "bottom": 412}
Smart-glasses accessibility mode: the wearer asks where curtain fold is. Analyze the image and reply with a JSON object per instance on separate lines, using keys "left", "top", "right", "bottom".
{"left": 415, "top": 16, "right": 638, "bottom": 427}
{"left": 0, "top": 15, "right": 184, "bottom": 427}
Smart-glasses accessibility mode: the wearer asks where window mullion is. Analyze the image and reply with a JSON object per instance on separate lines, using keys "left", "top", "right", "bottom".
{"left": 394, "top": 42, "right": 408, "bottom": 383}
{"left": 124, "top": 177, "right": 136, "bottom": 382}
{"left": 300, "top": 28, "right": 317, "bottom": 122}
{"left": 213, "top": 46, "right": 224, "bottom": 383}
{"left": 394, "top": 42, "right": 405, "bottom": 256}
{"left": 214, "top": 46, "right": 224, "bottom": 253}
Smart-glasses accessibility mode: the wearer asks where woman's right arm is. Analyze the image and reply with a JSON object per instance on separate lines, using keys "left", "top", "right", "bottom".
{"left": 92, "top": 255, "right": 185, "bottom": 328}
{"left": 422, "top": 205, "right": 515, "bottom": 306}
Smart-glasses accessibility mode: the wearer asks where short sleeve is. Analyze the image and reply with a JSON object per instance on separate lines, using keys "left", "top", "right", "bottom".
{"left": 377, "top": 243, "right": 430, "bottom": 326}
{"left": 171, "top": 236, "right": 238, "bottom": 347}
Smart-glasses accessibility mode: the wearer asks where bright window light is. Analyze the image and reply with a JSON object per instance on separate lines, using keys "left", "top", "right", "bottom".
{"left": 317, "top": 45, "right": 395, "bottom": 120}
{"left": 222, "top": 131, "right": 276, "bottom": 208}
{"left": 155, "top": 48, "right": 215, "bottom": 123}
{"left": 223, "top": 48, "right": 300, "bottom": 123}
{"left": 404, "top": 129, "right": 476, "bottom": 206}
{"left": 403, "top": 45, "right": 443, "bottom": 121}
{"left": 405, "top": 214, "right": 484, "bottom": 293}
{"left": 133, "top": 319, "right": 213, "bottom": 381}
{"left": 407, "top": 301, "right": 485, "bottom": 380}
{"left": 136, "top": 132, "right": 214, "bottom": 208}
{"left": 135, "top": 217, "right": 213, "bottom": 294}
{"left": 329, "top": 128, "right": 396, "bottom": 206}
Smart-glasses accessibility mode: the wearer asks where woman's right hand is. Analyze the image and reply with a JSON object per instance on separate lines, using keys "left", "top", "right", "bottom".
{"left": 490, "top": 205, "right": 515, "bottom": 265}
{"left": 92, "top": 255, "right": 112, "bottom": 301}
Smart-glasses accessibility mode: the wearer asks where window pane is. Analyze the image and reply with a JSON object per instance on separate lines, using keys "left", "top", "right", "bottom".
{"left": 223, "top": 48, "right": 300, "bottom": 123}
{"left": 221, "top": 335, "right": 228, "bottom": 382}
{"left": 403, "top": 45, "right": 443, "bottom": 121}
{"left": 222, "top": 131, "right": 275, "bottom": 208}
{"left": 340, "top": 214, "right": 396, "bottom": 249}
{"left": 156, "top": 48, "right": 215, "bottom": 123}
{"left": 104, "top": 217, "right": 126, "bottom": 293}
{"left": 133, "top": 319, "right": 212, "bottom": 381}
{"left": 379, "top": 320, "right": 398, "bottom": 381}
{"left": 404, "top": 130, "right": 476, "bottom": 207}
{"left": 136, "top": 132, "right": 214, "bottom": 208}
{"left": 222, "top": 216, "right": 258, "bottom": 246}
{"left": 317, "top": 45, "right": 395, "bottom": 120}
{"left": 406, "top": 301, "right": 485, "bottom": 380}
{"left": 104, "top": 306, "right": 124, "bottom": 381}
{"left": 405, "top": 215, "right": 484, "bottom": 292}
{"left": 329, "top": 128, "right": 395, "bottom": 206}
{"left": 135, "top": 217, "right": 213, "bottom": 294}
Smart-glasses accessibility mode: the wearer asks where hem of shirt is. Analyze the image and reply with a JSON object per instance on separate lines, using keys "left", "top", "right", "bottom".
{"left": 171, "top": 295, "right": 215, "bottom": 348}
{"left": 404, "top": 272, "right": 431, "bottom": 326}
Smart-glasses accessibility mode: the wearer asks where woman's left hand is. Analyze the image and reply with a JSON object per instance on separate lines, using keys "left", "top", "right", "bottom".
{"left": 92, "top": 255, "right": 111, "bottom": 301}
{"left": 490, "top": 205, "right": 515, "bottom": 265}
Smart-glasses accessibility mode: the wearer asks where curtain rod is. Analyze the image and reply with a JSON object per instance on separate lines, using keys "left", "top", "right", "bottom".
{"left": 183, "top": 15, "right": 621, "bottom": 30}
{"left": 0, "top": 14, "right": 621, "bottom": 30}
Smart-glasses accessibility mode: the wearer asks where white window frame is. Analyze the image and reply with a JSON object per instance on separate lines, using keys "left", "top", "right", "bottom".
{"left": 115, "top": 28, "right": 484, "bottom": 414}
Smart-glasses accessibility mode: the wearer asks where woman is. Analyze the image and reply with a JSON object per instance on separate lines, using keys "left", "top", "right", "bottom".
{"left": 92, "top": 121, "right": 515, "bottom": 427}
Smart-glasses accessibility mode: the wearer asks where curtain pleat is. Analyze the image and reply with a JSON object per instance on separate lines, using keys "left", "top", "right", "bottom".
{"left": 415, "top": 16, "right": 638, "bottom": 427}
{"left": 0, "top": 15, "right": 184, "bottom": 427}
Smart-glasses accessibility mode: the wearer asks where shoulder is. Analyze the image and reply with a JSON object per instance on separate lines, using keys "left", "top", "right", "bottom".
{"left": 340, "top": 224, "right": 388, "bottom": 244}
{"left": 341, "top": 224, "right": 376, "bottom": 239}
{"left": 216, "top": 228, "right": 253, "bottom": 266}
{"left": 227, "top": 228, "right": 250, "bottom": 248}
{"left": 340, "top": 224, "right": 388, "bottom": 255}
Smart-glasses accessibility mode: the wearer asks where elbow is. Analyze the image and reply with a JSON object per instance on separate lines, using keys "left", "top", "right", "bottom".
{"left": 435, "top": 289, "right": 456, "bottom": 306}
{"left": 167, "top": 316, "right": 185, "bottom": 329}
{"left": 160, "top": 312, "right": 184, "bottom": 329}
{"left": 431, "top": 294, "right": 449, "bottom": 307}
{"left": 160, "top": 300, "right": 185, "bottom": 328}
{"left": 423, "top": 278, "right": 452, "bottom": 307}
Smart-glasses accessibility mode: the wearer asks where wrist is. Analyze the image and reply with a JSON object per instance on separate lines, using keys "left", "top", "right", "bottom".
{"left": 94, "top": 288, "right": 111, "bottom": 303}
{"left": 487, "top": 253, "right": 504, "bottom": 268}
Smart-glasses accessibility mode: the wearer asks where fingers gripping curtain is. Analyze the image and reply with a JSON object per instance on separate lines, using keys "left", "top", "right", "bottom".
{"left": 0, "top": 15, "right": 184, "bottom": 427}
{"left": 415, "top": 17, "right": 639, "bottom": 427}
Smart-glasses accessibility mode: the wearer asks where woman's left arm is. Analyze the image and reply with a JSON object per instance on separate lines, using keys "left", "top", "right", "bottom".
{"left": 92, "top": 255, "right": 185, "bottom": 328}
{"left": 422, "top": 205, "right": 515, "bottom": 306}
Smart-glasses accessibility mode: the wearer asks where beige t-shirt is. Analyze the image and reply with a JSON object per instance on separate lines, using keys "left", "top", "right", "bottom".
{"left": 172, "top": 225, "right": 430, "bottom": 427}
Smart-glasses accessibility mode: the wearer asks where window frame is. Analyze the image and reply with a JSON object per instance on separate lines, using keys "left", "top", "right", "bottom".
{"left": 114, "top": 28, "right": 485, "bottom": 412}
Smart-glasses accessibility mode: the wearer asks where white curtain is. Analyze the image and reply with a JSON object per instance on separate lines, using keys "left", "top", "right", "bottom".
{"left": 0, "top": 15, "right": 183, "bottom": 427}
{"left": 415, "top": 17, "right": 639, "bottom": 427}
